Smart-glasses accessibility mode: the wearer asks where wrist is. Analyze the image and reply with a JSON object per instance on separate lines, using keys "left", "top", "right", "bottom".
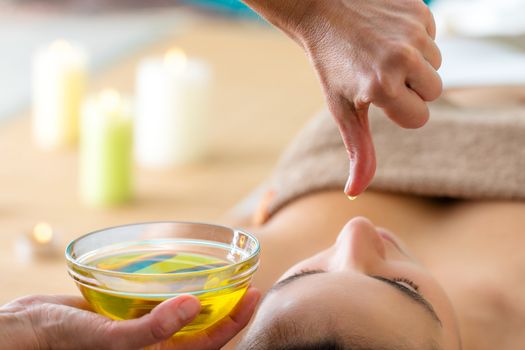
{"left": 241, "top": 0, "right": 317, "bottom": 45}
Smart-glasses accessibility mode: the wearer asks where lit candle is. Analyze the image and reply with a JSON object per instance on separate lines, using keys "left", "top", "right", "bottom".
{"left": 15, "top": 222, "right": 61, "bottom": 261}
{"left": 135, "top": 48, "right": 212, "bottom": 168}
{"left": 32, "top": 39, "right": 88, "bottom": 150}
{"left": 80, "top": 89, "right": 133, "bottom": 207}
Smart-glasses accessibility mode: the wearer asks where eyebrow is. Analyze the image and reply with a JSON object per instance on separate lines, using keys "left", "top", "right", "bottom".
{"left": 269, "top": 270, "right": 442, "bottom": 327}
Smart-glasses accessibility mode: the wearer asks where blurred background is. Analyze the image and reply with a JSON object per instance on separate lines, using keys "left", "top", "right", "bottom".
{"left": 0, "top": 0, "right": 524, "bottom": 304}
{"left": 0, "top": 0, "right": 324, "bottom": 303}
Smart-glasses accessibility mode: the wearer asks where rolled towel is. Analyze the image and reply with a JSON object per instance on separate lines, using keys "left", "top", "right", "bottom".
{"left": 265, "top": 99, "right": 525, "bottom": 217}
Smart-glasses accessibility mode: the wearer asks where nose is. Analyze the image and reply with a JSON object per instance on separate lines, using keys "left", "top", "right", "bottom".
{"left": 331, "top": 217, "right": 386, "bottom": 271}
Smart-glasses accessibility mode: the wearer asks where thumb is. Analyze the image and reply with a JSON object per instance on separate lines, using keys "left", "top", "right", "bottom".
{"left": 329, "top": 97, "right": 376, "bottom": 197}
{"left": 104, "top": 295, "right": 201, "bottom": 349}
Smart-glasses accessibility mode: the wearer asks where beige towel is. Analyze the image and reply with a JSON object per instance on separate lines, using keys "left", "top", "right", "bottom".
{"left": 266, "top": 100, "right": 525, "bottom": 216}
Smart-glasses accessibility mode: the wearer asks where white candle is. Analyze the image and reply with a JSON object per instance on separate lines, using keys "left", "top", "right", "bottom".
{"left": 15, "top": 222, "right": 61, "bottom": 261}
{"left": 135, "top": 48, "right": 211, "bottom": 168}
{"left": 32, "top": 40, "right": 88, "bottom": 150}
{"left": 80, "top": 89, "right": 133, "bottom": 207}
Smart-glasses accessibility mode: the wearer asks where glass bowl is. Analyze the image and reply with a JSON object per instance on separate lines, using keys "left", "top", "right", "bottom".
{"left": 65, "top": 222, "right": 260, "bottom": 334}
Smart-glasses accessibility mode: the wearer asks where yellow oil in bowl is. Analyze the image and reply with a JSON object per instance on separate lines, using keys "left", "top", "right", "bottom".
{"left": 77, "top": 250, "right": 249, "bottom": 334}
{"left": 66, "top": 222, "right": 260, "bottom": 336}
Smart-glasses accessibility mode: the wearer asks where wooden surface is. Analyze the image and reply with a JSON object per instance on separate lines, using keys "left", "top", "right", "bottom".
{"left": 0, "top": 15, "right": 324, "bottom": 304}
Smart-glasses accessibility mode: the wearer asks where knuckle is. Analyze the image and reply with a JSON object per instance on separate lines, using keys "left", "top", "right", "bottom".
{"left": 425, "top": 7, "right": 435, "bottom": 26}
{"left": 103, "top": 324, "right": 127, "bottom": 350}
{"left": 421, "top": 4, "right": 432, "bottom": 19}
{"left": 410, "top": 29, "right": 428, "bottom": 49}
{"left": 369, "top": 74, "right": 399, "bottom": 101}
{"left": 150, "top": 318, "right": 176, "bottom": 341}
{"left": 8, "top": 295, "right": 43, "bottom": 308}
{"left": 25, "top": 304, "right": 58, "bottom": 349}
{"left": 413, "top": 0, "right": 432, "bottom": 20}
{"left": 384, "top": 42, "right": 418, "bottom": 69}
{"left": 367, "top": 79, "right": 382, "bottom": 99}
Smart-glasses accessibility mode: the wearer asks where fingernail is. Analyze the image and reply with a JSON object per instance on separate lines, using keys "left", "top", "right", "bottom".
{"left": 176, "top": 298, "right": 201, "bottom": 322}
{"left": 345, "top": 158, "right": 357, "bottom": 195}
{"left": 344, "top": 176, "right": 352, "bottom": 195}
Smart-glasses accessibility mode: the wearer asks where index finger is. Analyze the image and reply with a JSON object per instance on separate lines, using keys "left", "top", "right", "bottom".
{"left": 376, "top": 84, "right": 430, "bottom": 129}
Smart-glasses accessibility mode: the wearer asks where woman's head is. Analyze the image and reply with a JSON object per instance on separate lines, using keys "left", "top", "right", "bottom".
{"left": 239, "top": 217, "right": 461, "bottom": 350}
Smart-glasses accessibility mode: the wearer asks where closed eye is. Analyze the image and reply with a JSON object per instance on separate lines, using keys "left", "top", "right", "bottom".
{"left": 372, "top": 276, "right": 442, "bottom": 326}
{"left": 268, "top": 269, "right": 442, "bottom": 327}
{"left": 271, "top": 269, "right": 326, "bottom": 290}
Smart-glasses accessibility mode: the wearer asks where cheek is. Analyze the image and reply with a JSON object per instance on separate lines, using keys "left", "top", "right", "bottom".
{"left": 394, "top": 263, "right": 458, "bottom": 327}
{"left": 420, "top": 278, "right": 461, "bottom": 348}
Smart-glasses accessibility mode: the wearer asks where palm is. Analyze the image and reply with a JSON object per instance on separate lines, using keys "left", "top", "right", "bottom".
{"left": 5, "top": 288, "right": 259, "bottom": 350}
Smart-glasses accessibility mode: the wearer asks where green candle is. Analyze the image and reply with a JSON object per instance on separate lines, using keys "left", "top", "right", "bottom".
{"left": 80, "top": 89, "right": 133, "bottom": 207}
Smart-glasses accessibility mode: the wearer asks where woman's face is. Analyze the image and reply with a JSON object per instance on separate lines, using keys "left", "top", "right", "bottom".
{"left": 241, "top": 217, "right": 461, "bottom": 350}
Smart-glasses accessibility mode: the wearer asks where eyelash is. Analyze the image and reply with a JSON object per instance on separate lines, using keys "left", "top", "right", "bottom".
{"left": 392, "top": 277, "right": 420, "bottom": 292}
{"left": 291, "top": 269, "right": 420, "bottom": 293}
{"left": 293, "top": 268, "right": 325, "bottom": 277}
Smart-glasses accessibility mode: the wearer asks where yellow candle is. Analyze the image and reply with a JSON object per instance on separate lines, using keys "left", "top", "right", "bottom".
{"left": 32, "top": 40, "right": 87, "bottom": 150}
{"left": 80, "top": 89, "right": 133, "bottom": 207}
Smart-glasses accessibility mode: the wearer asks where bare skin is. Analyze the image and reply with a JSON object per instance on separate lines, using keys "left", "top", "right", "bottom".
{"left": 218, "top": 87, "right": 525, "bottom": 349}
{"left": 223, "top": 190, "right": 525, "bottom": 350}
{"left": 241, "top": 0, "right": 442, "bottom": 196}
{"left": 0, "top": 289, "right": 260, "bottom": 350}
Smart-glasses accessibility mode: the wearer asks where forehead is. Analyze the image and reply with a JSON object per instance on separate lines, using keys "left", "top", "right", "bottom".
{"left": 253, "top": 272, "right": 440, "bottom": 348}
